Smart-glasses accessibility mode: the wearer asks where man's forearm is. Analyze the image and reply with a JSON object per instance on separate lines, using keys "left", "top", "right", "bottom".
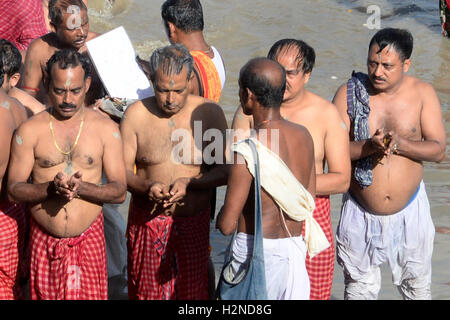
{"left": 316, "top": 172, "right": 350, "bottom": 196}
{"left": 77, "top": 181, "right": 127, "bottom": 204}
{"left": 394, "top": 139, "right": 445, "bottom": 163}
{"left": 350, "top": 139, "right": 379, "bottom": 161}
{"left": 125, "top": 170, "right": 151, "bottom": 196}
{"left": 8, "top": 181, "right": 54, "bottom": 203}
{"left": 188, "top": 164, "right": 228, "bottom": 190}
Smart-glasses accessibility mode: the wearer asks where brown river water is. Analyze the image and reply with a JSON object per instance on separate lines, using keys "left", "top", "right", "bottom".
{"left": 88, "top": 0, "right": 449, "bottom": 299}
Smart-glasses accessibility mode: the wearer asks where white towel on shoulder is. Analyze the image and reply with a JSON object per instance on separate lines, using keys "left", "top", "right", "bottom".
{"left": 232, "top": 137, "right": 330, "bottom": 258}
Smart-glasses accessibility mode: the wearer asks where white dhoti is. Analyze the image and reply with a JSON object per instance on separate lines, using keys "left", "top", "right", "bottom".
{"left": 231, "top": 232, "right": 310, "bottom": 300}
{"left": 336, "top": 181, "right": 435, "bottom": 300}
{"left": 227, "top": 138, "right": 330, "bottom": 300}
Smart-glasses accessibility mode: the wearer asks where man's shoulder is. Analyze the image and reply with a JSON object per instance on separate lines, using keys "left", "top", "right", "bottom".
{"left": 189, "top": 95, "right": 221, "bottom": 113}
{"left": 404, "top": 75, "right": 434, "bottom": 92}
{"left": 307, "top": 91, "right": 336, "bottom": 111}
{"left": 124, "top": 98, "right": 155, "bottom": 119}
{"left": 284, "top": 120, "right": 313, "bottom": 141}
{"left": 29, "top": 33, "right": 54, "bottom": 49}
{"left": 27, "top": 34, "right": 56, "bottom": 59}
{"left": 88, "top": 31, "right": 101, "bottom": 41}
{"left": 15, "top": 107, "right": 48, "bottom": 133}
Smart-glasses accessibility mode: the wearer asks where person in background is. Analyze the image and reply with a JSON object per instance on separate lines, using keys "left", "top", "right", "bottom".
{"left": 0, "top": 0, "right": 48, "bottom": 62}
{"left": 0, "top": 39, "right": 45, "bottom": 116}
{"left": 332, "top": 28, "right": 445, "bottom": 300}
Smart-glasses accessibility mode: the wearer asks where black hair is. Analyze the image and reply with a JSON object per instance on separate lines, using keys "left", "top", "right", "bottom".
{"left": 267, "top": 38, "right": 316, "bottom": 74}
{"left": 49, "top": 0, "right": 87, "bottom": 27}
{"left": 0, "top": 39, "right": 22, "bottom": 79}
{"left": 239, "top": 57, "right": 286, "bottom": 108}
{"left": 0, "top": 60, "right": 4, "bottom": 88}
{"left": 161, "top": 0, "right": 204, "bottom": 33}
{"left": 46, "top": 49, "right": 91, "bottom": 83}
{"left": 368, "top": 28, "right": 413, "bottom": 62}
{"left": 149, "top": 44, "right": 194, "bottom": 83}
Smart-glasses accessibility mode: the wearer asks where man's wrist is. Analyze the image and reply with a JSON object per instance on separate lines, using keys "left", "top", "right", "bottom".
{"left": 47, "top": 181, "right": 57, "bottom": 197}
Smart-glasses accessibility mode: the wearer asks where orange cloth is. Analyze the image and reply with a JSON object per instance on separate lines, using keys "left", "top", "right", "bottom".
{"left": 190, "top": 50, "right": 222, "bottom": 103}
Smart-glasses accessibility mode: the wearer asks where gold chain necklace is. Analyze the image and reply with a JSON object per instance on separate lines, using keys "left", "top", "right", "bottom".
{"left": 49, "top": 108, "right": 85, "bottom": 155}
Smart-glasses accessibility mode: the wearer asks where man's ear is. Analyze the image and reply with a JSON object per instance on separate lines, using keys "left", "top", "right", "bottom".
{"left": 84, "top": 76, "right": 91, "bottom": 93}
{"left": 43, "top": 76, "right": 50, "bottom": 91}
{"left": 168, "top": 22, "right": 177, "bottom": 41}
{"left": 403, "top": 59, "right": 411, "bottom": 73}
{"left": 9, "top": 73, "right": 21, "bottom": 88}
{"left": 246, "top": 88, "right": 254, "bottom": 104}
{"left": 50, "top": 22, "right": 57, "bottom": 33}
{"left": 304, "top": 71, "right": 312, "bottom": 84}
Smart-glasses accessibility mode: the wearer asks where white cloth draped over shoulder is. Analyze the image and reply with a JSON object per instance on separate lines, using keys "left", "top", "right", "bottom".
{"left": 231, "top": 138, "right": 330, "bottom": 259}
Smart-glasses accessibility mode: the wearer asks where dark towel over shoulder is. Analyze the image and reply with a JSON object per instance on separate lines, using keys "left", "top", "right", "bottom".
{"left": 346, "top": 71, "right": 373, "bottom": 189}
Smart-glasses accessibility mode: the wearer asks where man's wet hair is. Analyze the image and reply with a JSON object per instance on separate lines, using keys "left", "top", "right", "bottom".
{"left": 49, "top": 0, "right": 87, "bottom": 27}
{"left": 267, "top": 39, "right": 316, "bottom": 74}
{"left": 161, "top": 0, "right": 204, "bottom": 33}
{"left": 0, "top": 39, "right": 22, "bottom": 80}
{"left": 239, "top": 57, "right": 286, "bottom": 108}
{"left": 149, "top": 44, "right": 194, "bottom": 82}
{"left": 46, "top": 49, "right": 91, "bottom": 84}
{"left": 369, "top": 28, "right": 413, "bottom": 62}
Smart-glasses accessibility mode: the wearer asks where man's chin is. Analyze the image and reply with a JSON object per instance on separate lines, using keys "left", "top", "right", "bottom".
{"left": 72, "top": 40, "right": 86, "bottom": 49}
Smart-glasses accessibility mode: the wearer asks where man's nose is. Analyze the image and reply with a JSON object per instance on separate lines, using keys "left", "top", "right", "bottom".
{"left": 76, "top": 26, "right": 85, "bottom": 37}
{"left": 374, "top": 64, "right": 383, "bottom": 76}
{"left": 63, "top": 91, "right": 72, "bottom": 103}
{"left": 167, "top": 91, "right": 175, "bottom": 104}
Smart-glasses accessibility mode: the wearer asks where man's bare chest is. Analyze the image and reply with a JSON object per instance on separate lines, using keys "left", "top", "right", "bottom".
{"left": 368, "top": 95, "right": 422, "bottom": 138}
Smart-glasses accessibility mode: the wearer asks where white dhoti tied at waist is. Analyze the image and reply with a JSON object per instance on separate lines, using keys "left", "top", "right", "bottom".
{"left": 232, "top": 138, "right": 330, "bottom": 258}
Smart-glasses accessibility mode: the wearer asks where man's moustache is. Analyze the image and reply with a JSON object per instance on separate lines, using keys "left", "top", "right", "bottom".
{"left": 59, "top": 103, "right": 77, "bottom": 109}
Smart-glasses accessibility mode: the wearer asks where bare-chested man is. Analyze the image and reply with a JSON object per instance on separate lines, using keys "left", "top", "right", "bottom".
{"left": 0, "top": 39, "right": 45, "bottom": 116}
{"left": 23, "top": 0, "right": 104, "bottom": 106}
{"left": 217, "top": 57, "right": 329, "bottom": 300}
{"left": 332, "top": 28, "right": 445, "bottom": 300}
{"left": 232, "top": 39, "right": 350, "bottom": 300}
{"left": 7, "top": 49, "right": 127, "bottom": 300}
{"left": 120, "top": 44, "right": 228, "bottom": 300}
{"left": 0, "top": 59, "right": 28, "bottom": 300}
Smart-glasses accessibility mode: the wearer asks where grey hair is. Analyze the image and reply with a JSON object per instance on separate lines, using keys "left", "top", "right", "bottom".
{"left": 149, "top": 44, "right": 193, "bottom": 82}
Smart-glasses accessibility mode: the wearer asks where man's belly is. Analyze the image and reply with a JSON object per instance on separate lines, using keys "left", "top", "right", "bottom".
{"left": 30, "top": 199, "right": 102, "bottom": 238}
{"left": 349, "top": 155, "right": 423, "bottom": 215}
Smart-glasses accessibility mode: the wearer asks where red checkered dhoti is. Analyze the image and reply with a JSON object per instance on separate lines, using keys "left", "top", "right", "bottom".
{"left": 302, "top": 195, "right": 335, "bottom": 300}
{"left": 127, "top": 201, "right": 210, "bottom": 300}
{"left": 29, "top": 212, "right": 107, "bottom": 300}
{"left": 0, "top": 200, "right": 28, "bottom": 300}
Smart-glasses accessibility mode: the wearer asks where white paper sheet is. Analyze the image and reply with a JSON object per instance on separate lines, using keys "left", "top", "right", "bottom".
{"left": 86, "top": 26, "right": 154, "bottom": 100}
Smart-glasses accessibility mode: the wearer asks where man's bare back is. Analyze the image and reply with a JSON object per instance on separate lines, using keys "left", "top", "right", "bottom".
{"left": 234, "top": 92, "right": 347, "bottom": 174}
{"left": 237, "top": 122, "right": 315, "bottom": 239}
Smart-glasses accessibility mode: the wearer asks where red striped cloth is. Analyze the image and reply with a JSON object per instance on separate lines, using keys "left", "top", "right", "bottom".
{"left": 0, "top": 200, "right": 28, "bottom": 300}
{"left": 0, "top": 0, "right": 48, "bottom": 51}
{"left": 190, "top": 50, "right": 222, "bottom": 103}
{"left": 127, "top": 200, "right": 210, "bottom": 300}
{"left": 29, "top": 212, "right": 108, "bottom": 300}
{"left": 302, "top": 195, "right": 335, "bottom": 300}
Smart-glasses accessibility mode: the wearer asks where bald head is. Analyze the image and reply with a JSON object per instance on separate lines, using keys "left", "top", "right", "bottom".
{"left": 239, "top": 57, "right": 286, "bottom": 108}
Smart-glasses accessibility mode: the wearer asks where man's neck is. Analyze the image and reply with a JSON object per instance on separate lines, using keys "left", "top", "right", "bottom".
{"left": 281, "top": 88, "right": 308, "bottom": 110}
{"left": 370, "top": 77, "right": 404, "bottom": 97}
{"left": 176, "top": 31, "right": 210, "bottom": 53}
{"left": 253, "top": 107, "right": 283, "bottom": 129}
